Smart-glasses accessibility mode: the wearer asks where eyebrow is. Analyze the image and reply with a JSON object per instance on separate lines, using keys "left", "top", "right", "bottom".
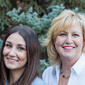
{"left": 17, "top": 44, "right": 26, "bottom": 47}
{"left": 59, "top": 31, "right": 67, "bottom": 33}
{"left": 6, "top": 41, "right": 26, "bottom": 47}
{"left": 5, "top": 41, "right": 11, "bottom": 44}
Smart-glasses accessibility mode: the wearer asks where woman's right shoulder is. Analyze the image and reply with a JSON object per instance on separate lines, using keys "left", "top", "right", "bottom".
{"left": 42, "top": 65, "right": 55, "bottom": 80}
{"left": 32, "top": 77, "right": 47, "bottom": 85}
{"left": 43, "top": 66, "right": 54, "bottom": 75}
{"left": 42, "top": 64, "right": 59, "bottom": 85}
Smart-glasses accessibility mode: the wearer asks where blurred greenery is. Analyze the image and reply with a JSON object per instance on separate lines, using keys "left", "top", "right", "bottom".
{"left": 40, "top": 59, "right": 49, "bottom": 74}
{"left": 6, "top": 5, "right": 65, "bottom": 40}
{"left": 0, "top": 39, "right": 3, "bottom": 59}
{"left": 0, "top": 39, "right": 3, "bottom": 49}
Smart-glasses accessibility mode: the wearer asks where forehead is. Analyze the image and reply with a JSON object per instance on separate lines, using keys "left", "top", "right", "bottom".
{"left": 52, "top": 22, "right": 83, "bottom": 41}
{"left": 6, "top": 32, "right": 26, "bottom": 45}
{"left": 61, "top": 23, "right": 82, "bottom": 33}
{"left": 56, "top": 22, "right": 82, "bottom": 34}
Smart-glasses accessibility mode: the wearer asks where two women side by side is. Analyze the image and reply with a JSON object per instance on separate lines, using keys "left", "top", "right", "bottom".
{"left": 42, "top": 9, "right": 85, "bottom": 85}
{"left": 0, "top": 26, "right": 46, "bottom": 85}
{"left": 1, "top": 9, "right": 85, "bottom": 85}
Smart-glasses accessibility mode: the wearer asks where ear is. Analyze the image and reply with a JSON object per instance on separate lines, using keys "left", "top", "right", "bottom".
{"left": 52, "top": 38, "right": 55, "bottom": 46}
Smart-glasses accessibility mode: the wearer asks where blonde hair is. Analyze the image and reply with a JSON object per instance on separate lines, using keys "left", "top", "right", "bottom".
{"left": 42, "top": 9, "right": 85, "bottom": 64}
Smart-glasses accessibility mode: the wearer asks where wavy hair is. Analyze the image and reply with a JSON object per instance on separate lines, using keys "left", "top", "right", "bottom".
{"left": 42, "top": 9, "right": 85, "bottom": 64}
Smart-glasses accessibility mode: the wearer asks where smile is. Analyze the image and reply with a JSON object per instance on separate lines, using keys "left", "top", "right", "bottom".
{"left": 63, "top": 47, "right": 74, "bottom": 49}
{"left": 62, "top": 46, "right": 75, "bottom": 51}
{"left": 7, "top": 57, "right": 18, "bottom": 62}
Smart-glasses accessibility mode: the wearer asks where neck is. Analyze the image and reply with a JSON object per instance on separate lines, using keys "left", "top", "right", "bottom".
{"left": 60, "top": 63, "right": 71, "bottom": 79}
{"left": 60, "top": 55, "right": 81, "bottom": 79}
{"left": 61, "top": 63, "right": 71, "bottom": 75}
{"left": 9, "top": 68, "right": 25, "bottom": 84}
{"left": 60, "top": 54, "right": 81, "bottom": 69}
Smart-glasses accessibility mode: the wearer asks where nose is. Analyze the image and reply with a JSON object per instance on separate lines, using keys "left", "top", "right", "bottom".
{"left": 9, "top": 47, "right": 16, "bottom": 57}
{"left": 65, "top": 35, "right": 73, "bottom": 44}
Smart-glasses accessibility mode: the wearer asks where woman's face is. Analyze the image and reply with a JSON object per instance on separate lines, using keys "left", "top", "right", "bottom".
{"left": 55, "top": 23, "right": 83, "bottom": 62}
{"left": 3, "top": 32, "right": 27, "bottom": 71}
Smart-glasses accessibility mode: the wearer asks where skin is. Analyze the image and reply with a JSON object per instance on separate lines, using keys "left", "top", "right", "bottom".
{"left": 3, "top": 32, "right": 27, "bottom": 84}
{"left": 55, "top": 23, "right": 83, "bottom": 65}
{"left": 54, "top": 23, "right": 83, "bottom": 85}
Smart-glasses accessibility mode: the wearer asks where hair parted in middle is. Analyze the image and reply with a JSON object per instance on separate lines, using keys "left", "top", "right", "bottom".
{"left": 1, "top": 25, "right": 41, "bottom": 85}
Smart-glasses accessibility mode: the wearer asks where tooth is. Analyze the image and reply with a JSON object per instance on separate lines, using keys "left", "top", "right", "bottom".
{"left": 64, "top": 47, "right": 73, "bottom": 49}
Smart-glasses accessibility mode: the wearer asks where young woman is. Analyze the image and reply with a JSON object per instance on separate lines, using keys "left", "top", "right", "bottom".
{"left": 1, "top": 25, "right": 46, "bottom": 85}
{"left": 42, "top": 10, "right": 85, "bottom": 85}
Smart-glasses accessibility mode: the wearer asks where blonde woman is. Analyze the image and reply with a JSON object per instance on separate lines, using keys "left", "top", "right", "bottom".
{"left": 42, "top": 10, "right": 85, "bottom": 85}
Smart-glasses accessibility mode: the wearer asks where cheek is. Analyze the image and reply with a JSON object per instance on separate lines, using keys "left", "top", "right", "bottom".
{"left": 3, "top": 48, "right": 7, "bottom": 64}
{"left": 20, "top": 54, "right": 27, "bottom": 65}
{"left": 55, "top": 42, "right": 59, "bottom": 49}
{"left": 18, "top": 52, "right": 27, "bottom": 61}
{"left": 77, "top": 38, "right": 83, "bottom": 47}
{"left": 55, "top": 38, "right": 62, "bottom": 48}
{"left": 2, "top": 47, "right": 8, "bottom": 56}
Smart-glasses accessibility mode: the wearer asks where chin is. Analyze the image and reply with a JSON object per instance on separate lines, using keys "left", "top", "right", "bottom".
{"left": 61, "top": 54, "right": 74, "bottom": 59}
{"left": 5, "top": 64, "right": 16, "bottom": 69}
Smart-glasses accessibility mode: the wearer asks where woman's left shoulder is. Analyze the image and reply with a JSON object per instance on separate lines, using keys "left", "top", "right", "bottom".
{"left": 32, "top": 77, "right": 46, "bottom": 85}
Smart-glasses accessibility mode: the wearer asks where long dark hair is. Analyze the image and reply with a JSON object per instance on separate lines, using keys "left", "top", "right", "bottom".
{"left": 1, "top": 25, "right": 41, "bottom": 85}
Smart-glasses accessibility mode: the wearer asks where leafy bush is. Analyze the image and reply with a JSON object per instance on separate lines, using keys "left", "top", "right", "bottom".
{"left": 0, "top": 15, "right": 10, "bottom": 31}
{"left": 40, "top": 59, "right": 49, "bottom": 74}
{"left": 0, "top": 39, "right": 3, "bottom": 58}
{"left": 7, "top": 4, "right": 65, "bottom": 41}
{"left": 0, "top": 39, "right": 3, "bottom": 49}
{"left": 0, "top": 0, "right": 11, "bottom": 31}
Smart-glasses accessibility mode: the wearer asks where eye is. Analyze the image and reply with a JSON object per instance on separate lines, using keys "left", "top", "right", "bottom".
{"left": 72, "top": 34, "right": 79, "bottom": 37}
{"left": 5, "top": 43, "right": 12, "bottom": 48}
{"left": 58, "top": 33, "right": 66, "bottom": 36}
{"left": 17, "top": 47, "right": 26, "bottom": 51}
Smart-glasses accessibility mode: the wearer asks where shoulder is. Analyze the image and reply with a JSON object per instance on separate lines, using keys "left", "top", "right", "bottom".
{"left": 42, "top": 65, "right": 58, "bottom": 85}
{"left": 42, "top": 64, "right": 60, "bottom": 84}
{"left": 42, "top": 65, "right": 54, "bottom": 78}
{"left": 42, "top": 65, "right": 56, "bottom": 83}
{"left": 32, "top": 77, "right": 46, "bottom": 85}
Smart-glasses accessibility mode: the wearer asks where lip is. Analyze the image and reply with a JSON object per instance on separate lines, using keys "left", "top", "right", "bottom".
{"left": 63, "top": 46, "right": 75, "bottom": 48}
{"left": 62, "top": 46, "right": 75, "bottom": 51}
